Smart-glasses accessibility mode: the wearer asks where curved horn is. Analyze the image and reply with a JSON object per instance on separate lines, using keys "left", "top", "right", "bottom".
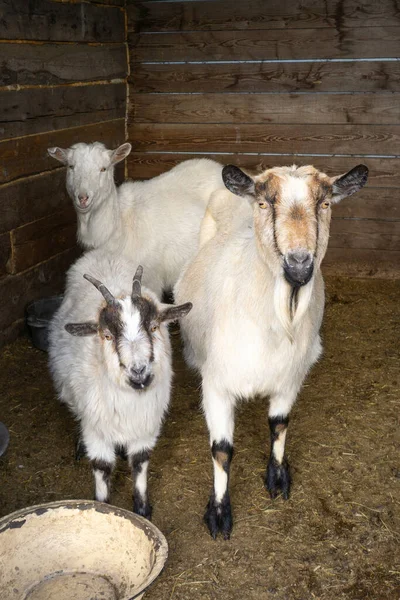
{"left": 83, "top": 273, "right": 116, "bottom": 306}
{"left": 132, "top": 265, "right": 143, "bottom": 298}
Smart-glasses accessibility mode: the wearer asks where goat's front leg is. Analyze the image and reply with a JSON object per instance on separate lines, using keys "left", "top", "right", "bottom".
{"left": 128, "top": 442, "right": 154, "bottom": 520}
{"left": 265, "top": 393, "right": 295, "bottom": 500}
{"left": 84, "top": 432, "right": 116, "bottom": 503}
{"left": 202, "top": 380, "right": 235, "bottom": 540}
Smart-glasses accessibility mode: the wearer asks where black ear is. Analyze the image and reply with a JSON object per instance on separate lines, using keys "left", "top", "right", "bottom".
{"left": 331, "top": 165, "right": 369, "bottom": 203}
{"left": 110, "top": 143, "right": 132, "bottom": 165}
{"left": 160, "top": 302, "right": 193, "bottom": 324}
{"left": 222, "top": 165, "right": 255, "bottom": 198}
{"left": 65, "top": 322, "right": 98, "bottom": 336}
{"left": 48, "top": 147, "right": 69, "bottom": 164}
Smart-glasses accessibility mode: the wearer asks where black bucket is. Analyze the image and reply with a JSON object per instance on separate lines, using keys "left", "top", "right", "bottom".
{"left": 25, "top": 296, "right": 64, "bottom": 352}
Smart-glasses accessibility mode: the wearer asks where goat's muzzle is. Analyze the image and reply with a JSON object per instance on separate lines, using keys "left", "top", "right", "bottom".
{"left": 283, "top": 251, "right": 314, "bottom": 287}
{"left": 128, "top": 368, "right": 153, "bottom": 391}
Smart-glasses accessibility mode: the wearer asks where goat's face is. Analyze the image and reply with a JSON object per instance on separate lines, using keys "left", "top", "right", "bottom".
{"left": 64, "top": 267, "right": 192, "bottom": 391}
{"left": 222, "top": 164, "right": 369, "bottom": 286}
{"left": 47, "top": 142, "right": 132, "bottom": 214}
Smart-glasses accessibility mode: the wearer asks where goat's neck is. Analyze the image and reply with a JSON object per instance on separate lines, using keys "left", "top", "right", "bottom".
{"left": 77, "top": 185, "right": 122, "bottom": 251}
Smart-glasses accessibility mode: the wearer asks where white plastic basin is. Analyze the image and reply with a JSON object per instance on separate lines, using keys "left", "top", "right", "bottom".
{"left": 0, "top": 500, "right": 168, "bottom": 600}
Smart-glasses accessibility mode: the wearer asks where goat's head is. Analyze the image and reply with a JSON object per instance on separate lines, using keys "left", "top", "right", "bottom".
{"left": 64, "top": 266, "right": 192, "bottom": 390}
{"left": 47, "top": 142, "right": 132, "bottom": 214}
{"left": 222, "top": 163, "right": 368, "bottom": 337}
{"left": 222, "top": 163, "right": 368, "bottom": 283}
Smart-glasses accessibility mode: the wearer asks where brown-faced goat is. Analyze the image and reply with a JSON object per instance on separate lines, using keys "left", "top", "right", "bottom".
{"left": 49, "top": 251, "right": 192, "bottom": 517}
{"left": 175, "top": 163, "right": 368, "bottom": 539}
{"left": 48, "top": 143, "right": 224, "bottom": 297}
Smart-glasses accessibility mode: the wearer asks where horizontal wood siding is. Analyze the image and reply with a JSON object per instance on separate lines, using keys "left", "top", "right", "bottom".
{"left": 127, "top": 0, "right": 400, "bottom": 278}
{"left": 0, "top": 0, "right": 128, "bottom": 347}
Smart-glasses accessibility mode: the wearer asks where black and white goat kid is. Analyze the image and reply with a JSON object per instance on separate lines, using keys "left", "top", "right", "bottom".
{"left": 49, "top": 251, "right": 192, "bottom": 517}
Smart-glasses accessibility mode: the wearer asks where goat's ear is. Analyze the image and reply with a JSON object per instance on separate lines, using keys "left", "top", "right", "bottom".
{"left": 159, "top": 302, "right": 193, "bottom": 324}
{"left": 330, "top": 165, "right": 369, "bottom": 204}
{"left": 110, "top": 143, "right": 132, "bottom": 165}
{"left": 222, "top": 165, "right": 255, "bottom": 199}
{"left": 48, "top": 147, "right": 69, "bottom": 164}
{"left": 65, "top": 322, "right": 98, "bottom": 336}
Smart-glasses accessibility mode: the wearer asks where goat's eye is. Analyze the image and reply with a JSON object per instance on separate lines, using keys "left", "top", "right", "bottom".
{"left": 151, "top": 325, "right": 158, "bottom": 333}
{"left": 258, "top": 201, "right": 268, "bottom": 209}
{"left": 69, "top": 165, "right": 74, "bottom": 170}
{"left": 321, "top": 200, "right": 330, "bottom": 209}
{"left": 104, "top": 332, "right": 113, "bottom": 341}
{"left": 100, "top": 167, "right": 106, "bottom": 172}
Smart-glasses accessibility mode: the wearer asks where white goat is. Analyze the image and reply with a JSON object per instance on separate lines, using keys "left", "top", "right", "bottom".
{"left": 48, "top": 251, "right": 192, "bottom": 517}
{"left": 48, "top": 143, "right": 224, "bottom": 297}
{"left": 175, "top": 162, "right": 368, "bottom": 538}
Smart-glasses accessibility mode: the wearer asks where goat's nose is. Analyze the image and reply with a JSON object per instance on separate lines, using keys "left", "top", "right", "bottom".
{"left": 131, "top": 365, "right": 146, "bottom": 378}
{"left": 284, "top": 251, "right": 314, "bottom": 286}
{"left": 78, "top": 193, "right": 89, "bottom": 207}
{"left": 287, "top": 251, "right": 312, "bottom": 268}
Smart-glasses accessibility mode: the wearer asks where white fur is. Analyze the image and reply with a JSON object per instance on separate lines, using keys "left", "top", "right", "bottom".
{"left": 48, "top": 250, "right": 174, "bottom": 504}
{"left": 51, "top": 143, "right": 224, "bottom": 297}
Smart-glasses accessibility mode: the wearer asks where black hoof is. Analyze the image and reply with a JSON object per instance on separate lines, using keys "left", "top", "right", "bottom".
{"left": 133, "top": 497, "right": 152, "bottom": 520}
{"left": 204, "top": 494, "right": 232, "bottom": 540}
{"left": 265, "top": 457, "right": 291, "bottom": 500}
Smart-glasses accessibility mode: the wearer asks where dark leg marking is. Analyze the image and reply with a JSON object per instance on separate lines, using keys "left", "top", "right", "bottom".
{"left": 131, "top": 449, "right": 152, "bottom": 520}
{"left": 204, "top": 439, "right": 234, "bottom": 540}
{"left": 92, "top": 458, "right": 113, "bottom": 503}
{"left": 75, "top": 437, "right": 87, "bottom": 461}
{"left": 265, "top": 416, "right": 291, "bottom": 500}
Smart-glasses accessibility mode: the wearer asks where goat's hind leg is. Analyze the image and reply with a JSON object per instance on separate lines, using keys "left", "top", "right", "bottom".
{"left": 203, "top": 380, "right": 235, "bottom": 540}
{"left": 265, "top": 393, "right": 295, "bottom": 500}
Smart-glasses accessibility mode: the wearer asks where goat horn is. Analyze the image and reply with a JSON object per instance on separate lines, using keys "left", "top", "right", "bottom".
{"left": 132, "top": 265, "right": 143, "bottom": 298}
{"left": 83, "top": 273, "right": 116, "bottom": 306}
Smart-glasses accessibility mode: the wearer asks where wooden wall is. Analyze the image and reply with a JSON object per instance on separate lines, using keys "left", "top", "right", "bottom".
{"left": 0, "top": 0, "right": 128, "bottom": 346}
{"left": 127, "top": 0, "right": 400, "bottom": 278}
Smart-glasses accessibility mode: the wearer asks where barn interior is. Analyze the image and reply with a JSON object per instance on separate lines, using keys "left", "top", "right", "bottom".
{"left": 0, "top": 1, "right": 399, "bottom": 599}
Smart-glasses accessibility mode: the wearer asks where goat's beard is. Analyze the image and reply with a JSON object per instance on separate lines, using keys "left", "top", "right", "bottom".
{"left": 274, "top": 273, "right": 314, "bottom": 341}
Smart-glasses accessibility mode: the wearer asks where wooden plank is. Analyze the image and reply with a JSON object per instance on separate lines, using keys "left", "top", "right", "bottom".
{"left": 0, "top": 43, "right": 128, "bottom": 86}
{"left": 8, "top": 207, "right": 77, "bottom": 274}
{"left": 1, "top": 83, "right": 126, "bottom": 140}
{"left": 129, "top": 61, "right": 400, "bottom": 94}
{"left": 0, "top": 169, "right": 70, "bottom": 235}
{"left": 0, "top": 232, "right": 11, "bottom": 277}
{"left": 129, "top": 93, "right": 400, "bottom": 125}
{"left": 129, "top": 28, "right": 400, "bottom": 62}
{"left": 128, "top": 0, "right": 400, "bottom": 32}
{"left": 0, "top": 118, "right": 125, "bottom": 184}
{"left": 126, "top": 153, "right": 400, "bottom": 188}
{"left": 0, "top": 246, "right": 81, "bottom": 331}
{"left": 1, "top": 0, "right": 124, "bottom": 42}
{"left": 91, "top": 0, "right": 124, "bottom": 5}
{"left": 333, "top": 189, "right": 400, "bottom": 221}
{"left": 128, "top": 123, "right": 400, "bottom": 156}
{"left": 323, "top": 247, "right": 400, "bottom": 277}
{"left": 329, "top": 218, "right": 400, "bottom": 251}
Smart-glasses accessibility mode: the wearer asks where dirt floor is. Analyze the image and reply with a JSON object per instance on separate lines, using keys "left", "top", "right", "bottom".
{"left": 0, "top": 276, "right": 399, "bottom": 600}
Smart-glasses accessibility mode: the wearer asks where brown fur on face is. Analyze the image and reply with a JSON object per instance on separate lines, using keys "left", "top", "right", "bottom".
{"left": 253, "top": 165, "right": 333, "bottom": 259}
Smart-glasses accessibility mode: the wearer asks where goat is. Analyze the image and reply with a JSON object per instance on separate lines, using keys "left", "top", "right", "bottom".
{"left": 48, "top": 251, "right": 192, "bottom": 517}
{"left": 174, "top": 162, "right": 368, "bottom": 538}
{"left": 48, "top": 143, "right": 224, "bottom": 297}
